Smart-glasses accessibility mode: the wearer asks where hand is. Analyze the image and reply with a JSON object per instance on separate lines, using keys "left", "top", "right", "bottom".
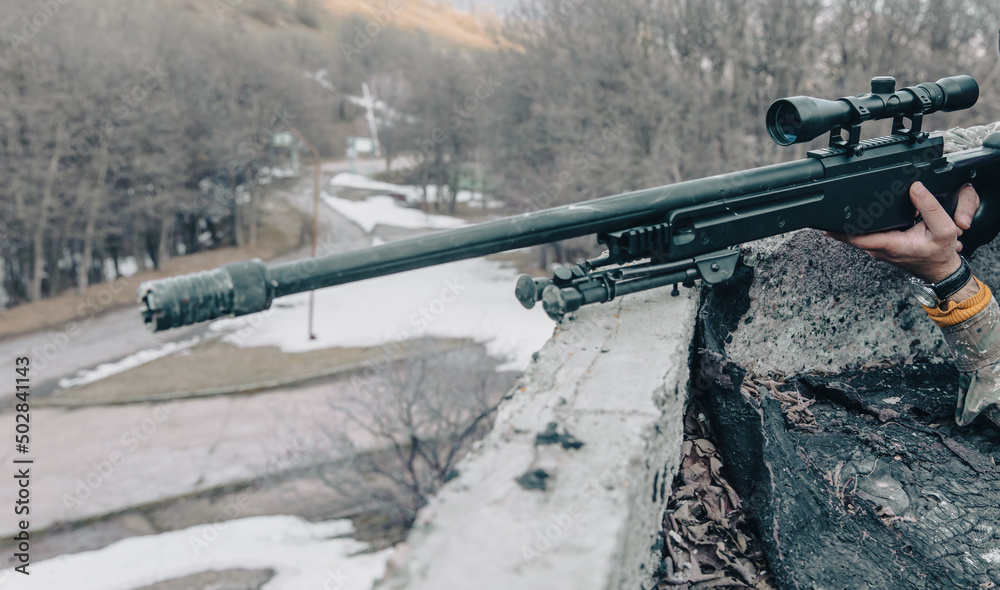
{"left": 825, "top": 182, "right": 980, "bottom": 283}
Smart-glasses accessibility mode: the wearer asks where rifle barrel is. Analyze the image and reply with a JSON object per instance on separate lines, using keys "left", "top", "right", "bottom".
{"left": 139, "top": 158, "right": 823, "bottom": 331}
{"left": 268, "top": 159, "right": 824, "bottom": 296}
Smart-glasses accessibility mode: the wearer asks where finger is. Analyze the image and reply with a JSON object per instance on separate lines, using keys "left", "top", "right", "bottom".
{"left": 910, "top": 182, "right": 953, "bottom": 235}
{"left": 910, "top": 181, "right": 955, "bottom": 238}
{"left": 824, "top": 229, "right": 896, "bottom": 252}
{"left": 953, "top": 184, "right": 980, "bottom": 230}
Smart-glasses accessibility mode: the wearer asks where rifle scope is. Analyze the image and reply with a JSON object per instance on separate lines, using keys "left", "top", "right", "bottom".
{"left": 766, "top": 75, "right": 979, "bottom": 146}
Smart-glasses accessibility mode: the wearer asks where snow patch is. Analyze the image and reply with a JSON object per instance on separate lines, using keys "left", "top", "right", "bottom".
{"left": 329, "top": 172, "right": 488, "bottom": 206}
{"left": 58, "top": 337, "right": 201, "bottom": 389}
{"left": 322, "top": 193, "right": 467, "bottom": 233}
{"left": 102, "top": 256, "right": 142, "bottom": 281}
{"left": 211, "top": 257, "right": 552, "bottom": 371}
{"left": 0, "top": 516, "right": 391, "bottom": 590}
{"left": 330, "top": 172, "right": 418, "bottom": 198}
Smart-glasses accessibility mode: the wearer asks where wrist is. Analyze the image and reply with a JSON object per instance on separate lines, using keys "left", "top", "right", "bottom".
{"left": 908, "top": 257, "right": 973, "bottom": 308}
{"left": 919, "top": 256, "right": 963, "bottom": 284}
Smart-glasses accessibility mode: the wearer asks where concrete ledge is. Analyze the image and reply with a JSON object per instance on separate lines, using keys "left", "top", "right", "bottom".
{"left": 380, "top": 288, "right": 699, "bottom": 590}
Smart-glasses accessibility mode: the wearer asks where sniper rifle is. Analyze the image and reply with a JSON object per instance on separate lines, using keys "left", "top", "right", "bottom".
{"left": 139, "top": 74, "right": 1000, "bottom": 328}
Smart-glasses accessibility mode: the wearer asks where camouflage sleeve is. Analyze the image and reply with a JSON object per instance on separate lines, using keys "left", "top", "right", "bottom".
{"left": 940, "top": 296, "right": 1000, "bottom": 428}
{"left": 932, "top": 121, "right": 1000, "bottom": 153}
{"left": 928, "top": 122, "right": 1000, "bottom": 428}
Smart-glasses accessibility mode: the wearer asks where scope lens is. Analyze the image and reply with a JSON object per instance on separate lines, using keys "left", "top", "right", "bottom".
{"left": 770, "top": 101, "right": 802, "bottom": 145}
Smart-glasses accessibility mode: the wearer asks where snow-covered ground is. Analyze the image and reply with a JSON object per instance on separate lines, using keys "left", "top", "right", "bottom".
{"left": 102, "top": 255, "right": 145, "bottom": 281}
{"left": 0, "top": 516, "right": 392, "bottom": 590}
{"left": 213, "top": 256, "right": 551, "bottom": 370}
{"left": 330, "top": 172, "right": 490, "bottom": 207}
{"left": 330, "top": 172, "right": 418, "bottom": 198}
{"left": 451, "top": 0, "right": 520, "bottom": 15}
{"left": 213, "top": 181, "right": 553, "bottom": 370}
{"left": 322, "top": 193, "right": 467, "bottom": 233}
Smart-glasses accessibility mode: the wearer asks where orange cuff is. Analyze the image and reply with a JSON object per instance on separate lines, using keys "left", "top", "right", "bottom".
{"left": 923, "top": 277, "right": 992, "bottom": 328}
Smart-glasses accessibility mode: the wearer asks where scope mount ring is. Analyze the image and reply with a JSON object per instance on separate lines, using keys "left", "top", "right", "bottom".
{"left": 890, "top": 112, "right": 929, "bottom": 143}
{"left": 829, "top": 123, "right": 863, "bottom": 154}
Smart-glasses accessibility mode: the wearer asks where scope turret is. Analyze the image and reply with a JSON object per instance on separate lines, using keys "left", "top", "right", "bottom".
{"left": 766, "top": 75, "right": 979, "bottom": 146}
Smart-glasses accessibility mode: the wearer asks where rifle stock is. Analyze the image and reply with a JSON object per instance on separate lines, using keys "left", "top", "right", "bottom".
{"left": 139, "top": 75, "right": 1000, "bottom": 329}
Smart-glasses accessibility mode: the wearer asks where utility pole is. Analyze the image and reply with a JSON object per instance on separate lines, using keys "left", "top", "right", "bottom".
{"left": 290, "top": 128, "right": 321, "bottom": 340}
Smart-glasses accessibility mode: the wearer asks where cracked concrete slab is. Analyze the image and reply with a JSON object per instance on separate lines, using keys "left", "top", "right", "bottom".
{"left": 379, "top": 288, "right": 699, "bottom": 590}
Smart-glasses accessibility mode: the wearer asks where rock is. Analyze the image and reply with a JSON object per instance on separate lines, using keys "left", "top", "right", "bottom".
{"left": 725, "top": 230, "right": 947, "bottom": 374}
{"left": 697, "top": 260, "right": 1000, "bottom": 588}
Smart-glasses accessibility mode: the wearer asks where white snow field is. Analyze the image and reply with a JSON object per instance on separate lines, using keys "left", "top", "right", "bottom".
{"left": 321, "top": 192, "right": 467, "bottom": 232}
{"left": 0, "top": 516, "right": 392, "bottom": 590}
{"left": 211, "top": 255, "right": 552, "bottom": 371}
{"left": 329, "top": 172, "right": 488, "bottom": 206}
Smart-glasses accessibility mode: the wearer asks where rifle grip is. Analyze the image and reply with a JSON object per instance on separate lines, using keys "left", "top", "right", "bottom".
{"left": 958, "top": 132, "right": 1000, "bottom": 259}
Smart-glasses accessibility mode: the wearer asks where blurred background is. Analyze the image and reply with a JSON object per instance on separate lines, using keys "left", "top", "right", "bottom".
{"left": 0, "top": 0, "right": 998, "bottom": 588}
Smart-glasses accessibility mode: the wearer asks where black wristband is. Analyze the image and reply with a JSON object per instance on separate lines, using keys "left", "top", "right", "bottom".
{"left": 932, "top": 257, "right": 972, "bottom": 300}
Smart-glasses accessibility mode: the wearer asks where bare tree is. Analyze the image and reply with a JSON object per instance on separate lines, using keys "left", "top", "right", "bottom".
{"left": 310, "top": 341, "right": 516, "bottom": 527}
